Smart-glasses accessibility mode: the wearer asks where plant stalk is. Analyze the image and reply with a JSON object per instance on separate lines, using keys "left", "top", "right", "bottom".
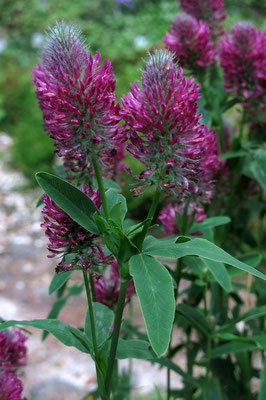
{"left": 105, "top": 279, "right": 129, "bottom": 397}
{"left": 92, "top": 155, "right": 110, "bottom": 221}
{"left": 205, "top": 336, "right": 212, "bottom": 400}
{"left": 82, "top": 270, "right": 98, "bottom": 361}
{"left": 138, "top": 186, "right": 161, "bottom": 250}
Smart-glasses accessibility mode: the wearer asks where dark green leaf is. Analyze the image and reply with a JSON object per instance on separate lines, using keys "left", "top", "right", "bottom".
{"left": 49, "top": 271, "right": 72, "bottom": 295}
{"left": 258, "top": 358, "right": 266, "bottom": 400}
{"left": 216, "top": 305, "right": 266, "bottom": 334}
{"left": 85, "top": 302, "right": 114, "bottom": 349}
{"left": 129, "top": 254, "right": 175, "bottom": 356}
{"left": 110, "top": 202, "right": 123, "bottom": 228}
{"left": 177, "top": 304, "right": 212, "bottom": 337}
{"left": 211, "top": 335, "right": 266, "bottom": 359}
{"left": 189, "top": 216, "right": 230, "bottom": 234}
{"left": 143, "top": 236, "right": 266, "bottom": 281}
{"left": 155, "top": 357, "right": 200, "bottom": 388}
{"left": 104, "top": 189, "right": 127, "bottom": 221}
{"left": 219, "top": 151, "right": 246, "bottom": 160}
{"left": 242, "top": 146, "right": 266, "bottom": 191}
{"left": 0, "top": 319, "right": 90, "bottom": 353}
{"left": 36, "top": 172, "right": 99, "bottom": 233}
{"left": 116, "top": 339, "right": 155, "bottom": 360}
{"left": 201, "top": 259, "right": 232, "bottom": 293}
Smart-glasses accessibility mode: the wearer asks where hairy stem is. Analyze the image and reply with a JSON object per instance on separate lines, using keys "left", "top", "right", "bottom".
{"left": 82, "top": 270, "right": 98, "bottom": 361}
{"left": 92, "top": 155, "right": 110, "bottom": 221}
{"left": 105, "top": 279, "right": 129, "bottom": 397}
{"left": 138, "top": 186, "right": 161, "bottom": 250}
{"left": 205, "top": 336, "right": 212, "bottom": 400}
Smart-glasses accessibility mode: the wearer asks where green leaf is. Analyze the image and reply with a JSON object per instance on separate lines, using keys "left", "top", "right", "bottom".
{"left": 92, "top": 177, "right": 121, "bottom": 191}
{"left": 110, "top": 202, "right": 123, "bottom": 228}
{"left": 219, "top": 151, "right": 246, "bottom": 160}
{"left": 242, "top": 146, "right": 266, "bottom": 191}
{"left": 129, "top": 254, "right": 175, "bottom": 356}
{"left": 258, "top": 358, "right": 266, "bottom": 400}
{"left": 216, "top": 305, "right": 266, "bottom": 334}
{"left": 143, "top": 236, "right": 266, "bottom": 281}
{"left": 85, "top": 302, "right": 114, "bottom": 349}
{"left": 36, "top": 172, "right": 99, "bottom": 234}
{"left": 43, "top": 284, "right": 84, "bottom": 341}
{"left": 42, "top": 297, "right": 68, "bottom": 341}
{"left": 209, "top": 377, "right": 224, "bottom": 400}
{"left": 177, "top": 304, "right": 212, "bottom": 337}
{"left": 155, "top": 357, "right": 200, "bottom": 388}
{"left": 211, "top": 335, "right": 266, "bottom": 359}
{"left": 116, "top": 339, "right": 155, "bottom": 360}
{"left": 201, "top": 259, "right": 232, "bottom": 293}
{"left": 0, "top": 319, "right": 90, "bottom": 353}
{"left": 189, "top": 216, "right": 230, "bottom": 234}
{"left": 49, "top": 271, "right": 72, "bottom": 295}
{"left": 104, "top": 189, "right": 127, "bottom": 221}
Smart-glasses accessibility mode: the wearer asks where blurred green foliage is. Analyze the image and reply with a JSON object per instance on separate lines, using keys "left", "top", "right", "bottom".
{"left": 0, "top": 0, "right": 264, "bottom": 187}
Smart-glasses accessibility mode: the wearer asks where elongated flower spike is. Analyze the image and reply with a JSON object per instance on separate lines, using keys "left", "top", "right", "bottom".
{"left": 220, "top": 22, "right": 266, "bottom": 120}
{"left": 179, "top": 0, "right": 226, "bottom": 40}
{"left": 164, "top": 14, "right": 216, "bottom": 71}
{"left": 41, "top": 185, "right": 112, "bottom": 272}
{"left": 33, "top": 21, "right": 124, "bottom": 183}
{"left": 121, "top": 50, "right": 220, "bottom": 200}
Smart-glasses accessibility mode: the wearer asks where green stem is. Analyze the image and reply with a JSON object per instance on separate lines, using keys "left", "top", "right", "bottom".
{"left": 92, "top": 155, "right": 110, "bottom": 221}
{"left": 206, "top": 336, "right": 212, "bottom": 400}
{"left": 82, "top": 270, "right": 98, "bottom": 362}
{"left": 167, "top": 366, "right": 171, "bottom": 400}
{"left": 239, "top": 108, "right": 246, "bottom": 142}
{"left": 138, "top": 186, "right": 161, "bottom": 250}
{"left": 105, "top": 279, "right": 129, "bottom": 397}
{"left": 89, "top": 273, "right": 96, "bottom": 302}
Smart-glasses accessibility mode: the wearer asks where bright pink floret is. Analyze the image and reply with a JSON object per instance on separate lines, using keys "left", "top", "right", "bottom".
{"left": 180, "top": 0, "right": 226, "bottom": 39}
{"left": 94, "top": 260, "right": 135, "bottom": 309}
{"left": 0, "top": 329, "right": 27, "bottom": 372}
{"left": 33, "top": 21, "right": 125, "bottom": 182}
{"left": 121, "top": 50, "right": 220, "bottom": 199}
{"left": 0, "top": 369, "right": 27, "bottom": 400}
{"left": 164, "top": 14, "right": 216, "bottom": 70}
{"left": 159, "top": 202, "right": 206, "bottom": 236}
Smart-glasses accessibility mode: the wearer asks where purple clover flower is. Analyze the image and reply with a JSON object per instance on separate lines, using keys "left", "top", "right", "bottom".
{"left": 0, "top": 369, "right": 26, "bottom": 400}
{"left": 94, "top": 260, "right": 135, "bottom": 309}
{"left": 179, "top": 0, "right": 226, "bottom": 39}
{"left": 0, "top": 329, "right": 27, "bottom": 372}
{"left": 164, "top": 14, "right": 216, "bottom": 70}
{"left": 219, "top": 22, "right": 266, "bottom": 119}
{"left": 41, "top": 185, "right": 111, "bottom": 271}
{"left": 159, "top": 202, "right": 206, "bottom": 236}
{"left": 33, "top": 21, "right": 125, "bottom": 183}
{"left": 121, "top": 50, "right": 219, "bottom": 199}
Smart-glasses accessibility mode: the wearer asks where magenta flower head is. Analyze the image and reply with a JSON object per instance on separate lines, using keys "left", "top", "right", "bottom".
{"left": 94, "top": 260, "right": 135, "bottom": 309}
{"left": 164, "top": 14, "right": 216, "bottom": 70}
{"left": 159, "top": 202, "right": 206, "bottom": 236}
{"left": 219, "top": 23, "right": 266, "bottom": 110}
{"left": 41, "top": 185, "right": 111, "bottom": 272}
{"left": 121, "top": 50, "right": 219, "bottom": 199}
{"left": 33, "top": 21, "right": 124, "bottom": 182}
{"left": 0, "top": 369, "right": 26, "bottom": 400}
{"left": 0, "top": 329, "right": 27, "bottom": 372}
{"left": 179, "top": 0, "right": 226, "bottom": 39}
